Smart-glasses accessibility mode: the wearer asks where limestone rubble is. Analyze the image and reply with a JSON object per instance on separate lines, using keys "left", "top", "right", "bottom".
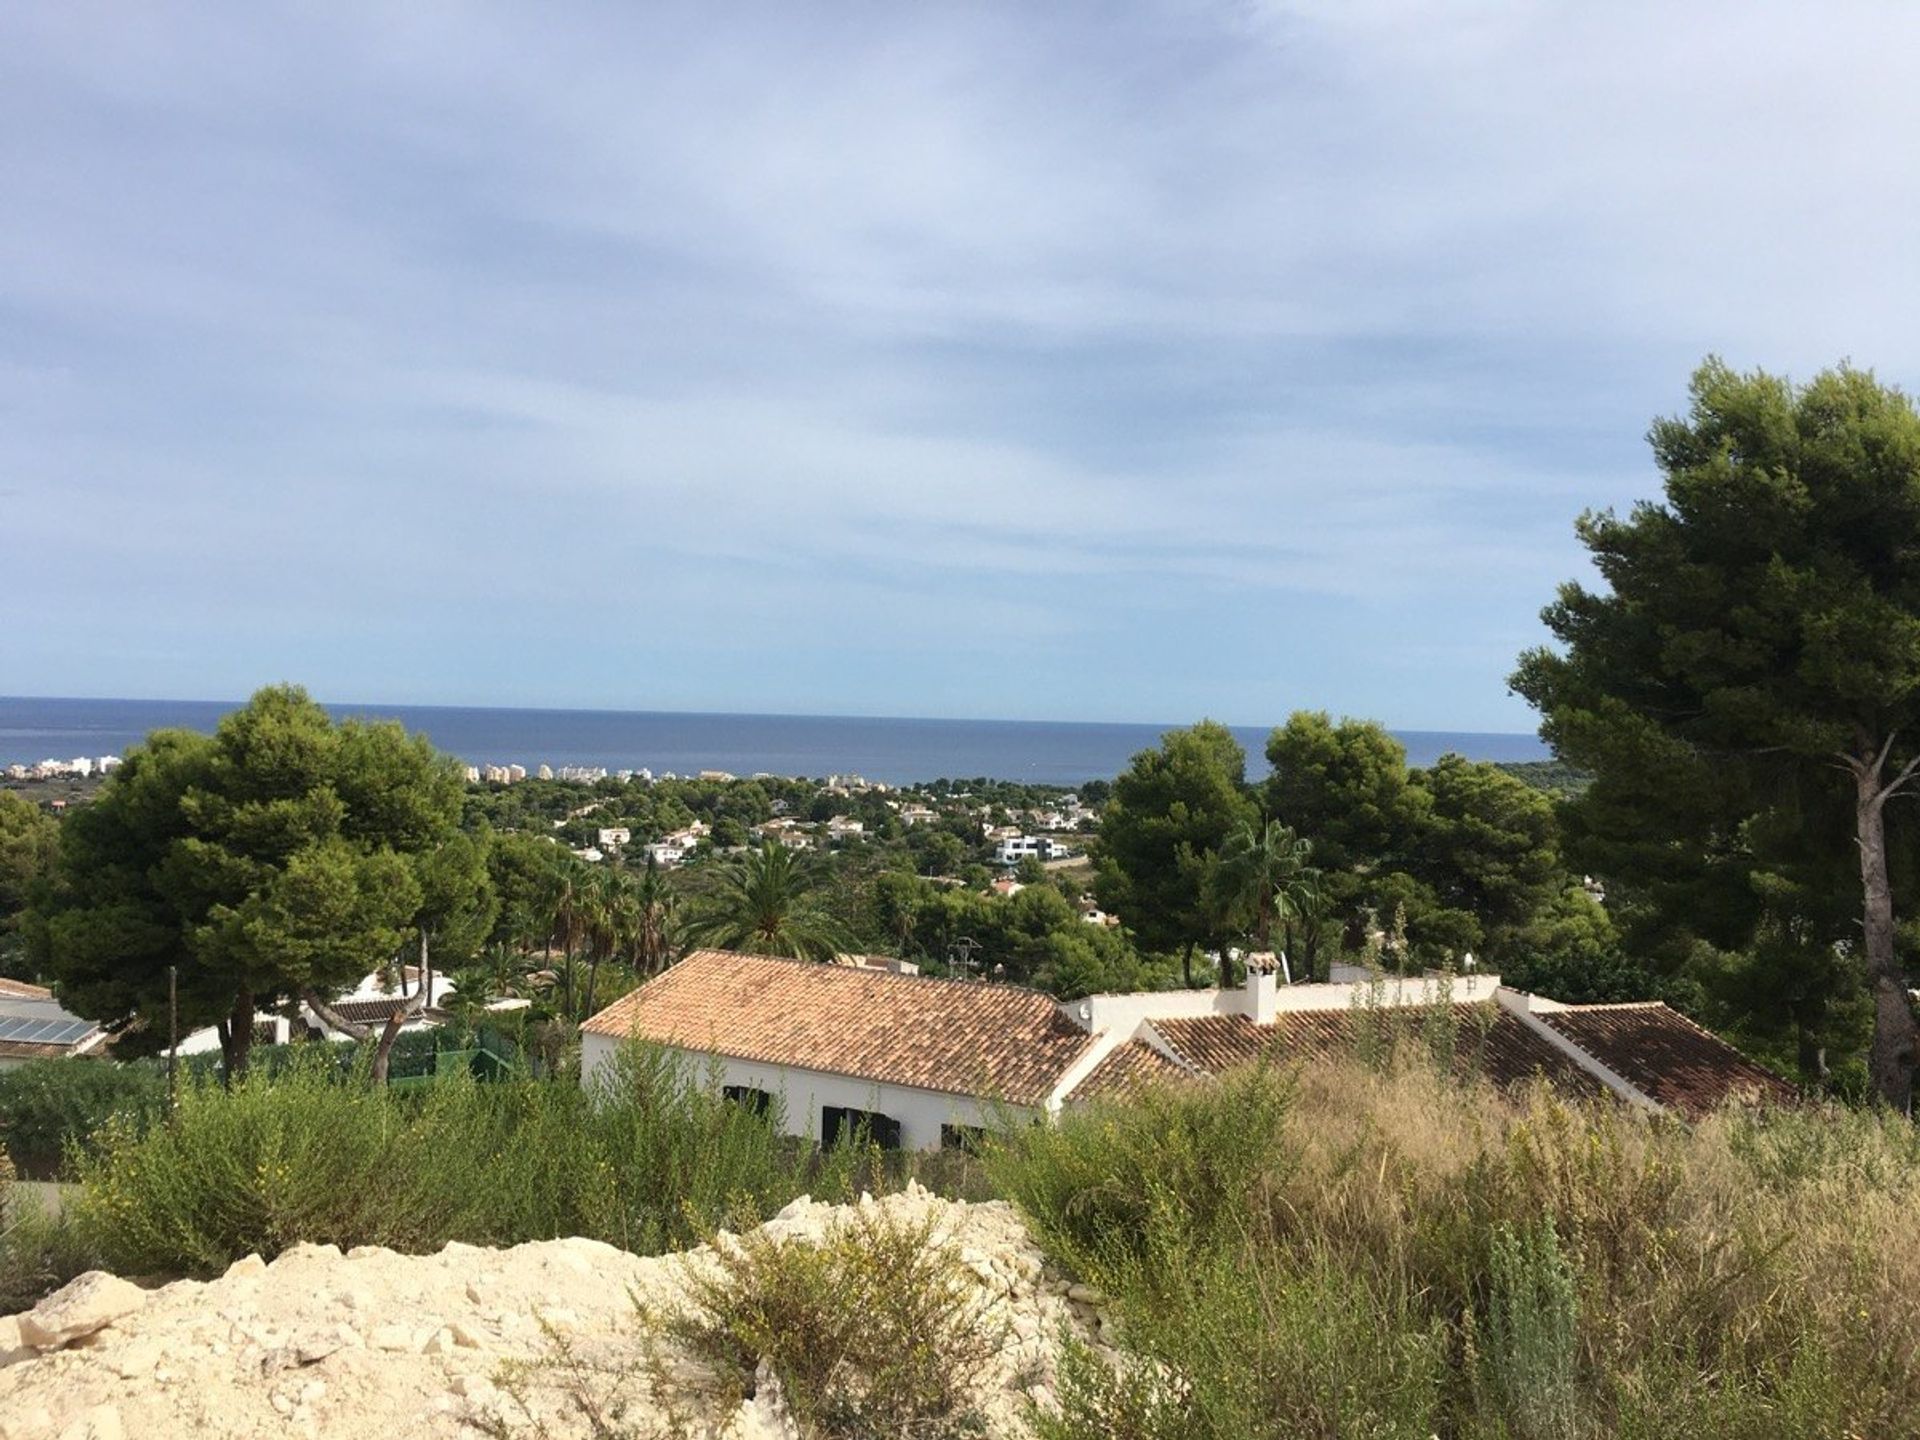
{"left": 0, "top": 1186, "right": 1103, "bottom": 1440}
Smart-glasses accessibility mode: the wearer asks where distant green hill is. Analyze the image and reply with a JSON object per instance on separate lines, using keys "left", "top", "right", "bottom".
{"left": 1492, "top": 757, "right": 1591, "bottom": 798}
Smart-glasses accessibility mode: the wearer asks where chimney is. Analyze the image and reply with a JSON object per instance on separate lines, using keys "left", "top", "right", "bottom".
{"left": 1242, "top": 952, "right": 1280, "bottom": 1025}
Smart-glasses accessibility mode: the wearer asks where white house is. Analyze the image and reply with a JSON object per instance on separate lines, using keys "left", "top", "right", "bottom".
{"left": 993, "top": 834, "right": 1074, "bottom": 866}
{"left": 580, "top": 950, "right": 1796, "bottom": 1149}
{"left": 597, "top": 827, "right": 632, "bottom": 850}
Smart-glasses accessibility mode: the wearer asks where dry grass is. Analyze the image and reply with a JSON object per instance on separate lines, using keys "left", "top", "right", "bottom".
{"left": 996, "top": 1054, "right": 1920, "bottom": 1439}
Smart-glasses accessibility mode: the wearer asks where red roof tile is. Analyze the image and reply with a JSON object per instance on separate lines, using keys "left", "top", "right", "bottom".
{"left": 582, "top": 949, "right": 1098, "bottom": 1107}
{"left": 1068, "top": 1040, "right": 1192, "bottom": 1102}
{"left": 1539, "top": 1004, "right": 1795, "bottom": 1116}
{"left": 1153, "top": 1004, "right": 1605, "bottom": 1096}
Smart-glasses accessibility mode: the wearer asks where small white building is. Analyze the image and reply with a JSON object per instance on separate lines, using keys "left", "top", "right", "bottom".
{"left": 597, "top": 827, "right": 632, "bottom": 850}
{"left": 644, "top": 840, "right": 691, "bottom": 868}
{"left": 993, "top": 834, "right": 1074, "bottom": 866}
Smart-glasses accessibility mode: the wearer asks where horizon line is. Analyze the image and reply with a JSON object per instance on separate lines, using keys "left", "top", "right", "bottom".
{"left": 0, "top": 692, "right": 1544, "bottom": 740}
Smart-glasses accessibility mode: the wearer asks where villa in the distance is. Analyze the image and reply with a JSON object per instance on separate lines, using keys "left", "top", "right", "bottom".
{"left": 580, "top": 949, "right": 1793, "bottom": 1149}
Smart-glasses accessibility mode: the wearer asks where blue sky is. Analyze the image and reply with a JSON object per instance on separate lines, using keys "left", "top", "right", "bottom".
{"left": 5, "top": 2, "right": 1919, "bottom": 731}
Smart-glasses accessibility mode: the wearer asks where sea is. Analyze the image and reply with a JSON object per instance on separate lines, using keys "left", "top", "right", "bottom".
{"left": 0, "top": 697, "right": 1549, "bottom": 787}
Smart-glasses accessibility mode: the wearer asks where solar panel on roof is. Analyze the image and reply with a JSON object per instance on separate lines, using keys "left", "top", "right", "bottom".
{"left": 0, "top": 1014, "right": 94, "bottom": 1046}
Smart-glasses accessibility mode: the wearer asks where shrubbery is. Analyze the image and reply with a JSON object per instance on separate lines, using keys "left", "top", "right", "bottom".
{"left": 62, "top": 1043, "right": 867, "bottom": 1277}
{"left": 991, "top": 1058, "right": 1920, "bottom": 1440}
{"left": 663, "top": 1206, "right": 1002, "bottom": 1438}
{"left": 0, "top": 1058, "right": 165, "bottom": 1175}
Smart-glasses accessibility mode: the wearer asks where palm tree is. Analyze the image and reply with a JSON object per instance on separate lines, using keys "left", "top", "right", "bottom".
{"left": 577, "top": 867, "right": 624, "bottom": 1021}
{"left": 688, "top": 840, "right": 849, "bottom": 962}
{"left": 631, "top": 856, "right": 682, "bottom": 976}
{"left": 548, "top": 861, "right": 592, "bottom": 1018}
{"left": 1209, "top": 817, "right": 1321, "bottom": 981}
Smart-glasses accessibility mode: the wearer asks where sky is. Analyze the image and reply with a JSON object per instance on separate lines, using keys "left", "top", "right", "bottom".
{"left": 5, "top": 2, "right": 1920, "bottom": 731}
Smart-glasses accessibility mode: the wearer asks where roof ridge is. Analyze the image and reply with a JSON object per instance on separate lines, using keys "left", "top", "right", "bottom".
{"left": 676, "top": 948, "right": 1062, "bottom": 1003}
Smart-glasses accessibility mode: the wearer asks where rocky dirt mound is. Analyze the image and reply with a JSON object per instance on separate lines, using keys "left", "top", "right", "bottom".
{"left": 0, "top": 1185, "right": 1106, "bottom": 1439}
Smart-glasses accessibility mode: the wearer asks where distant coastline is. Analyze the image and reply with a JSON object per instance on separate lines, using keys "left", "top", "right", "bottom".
{"left": 0, "top": 696, "right": 1549, "bottom": 786}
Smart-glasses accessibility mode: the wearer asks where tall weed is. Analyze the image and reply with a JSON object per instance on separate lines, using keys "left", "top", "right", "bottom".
{"left": 998, "top": 1053, "right": 1920, "bottom": 1440}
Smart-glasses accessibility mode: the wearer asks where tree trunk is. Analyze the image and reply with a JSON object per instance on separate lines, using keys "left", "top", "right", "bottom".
{"left": 1181, "top": 942, "right": 1195, "bottom": 989}
{"left": 302, "top": 986, "right": 427, "bottom": 1086}
{"left": 1854, "top": 754, "right": 1919, "bottom": 1111}
{"left": 370, "top": 1009, "right": 409, "bottom": 1086}
{"left": 220, "top": 986, "right": 255, "bottom": 1081}
{"left": 583, "top": 953, "right": 601, "bottom": 1020}
{"left": 1216, "top": 944, "right": 1233, "bottom": 991}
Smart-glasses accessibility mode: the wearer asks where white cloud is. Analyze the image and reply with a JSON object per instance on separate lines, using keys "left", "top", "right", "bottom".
{"left": 2, "top": 1, "right": 1915, "bottom": 725}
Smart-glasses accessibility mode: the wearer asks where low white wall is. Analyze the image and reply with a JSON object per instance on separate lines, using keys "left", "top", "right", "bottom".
{"left": 582, "top": 1031, "right": 1033, "bottom": 1149}
{"left": 1073, "top": 988, "right": 1227, "bottom": 1034}
{"left": 1073, "top": 972, "right": 1502, "bottom": 1035}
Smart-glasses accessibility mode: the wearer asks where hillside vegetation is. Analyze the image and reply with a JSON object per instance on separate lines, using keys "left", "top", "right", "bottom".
{"left": 7, "top": 1042, "right": 1918, "bottom": 1437}
{"left": 992, "top": 1057, "right": 1920, "bottom": 1440}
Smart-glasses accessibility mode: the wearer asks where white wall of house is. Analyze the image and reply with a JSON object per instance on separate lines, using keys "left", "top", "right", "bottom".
{"left": 581, "top": 1030, "right": 1031, "bottom": 1149}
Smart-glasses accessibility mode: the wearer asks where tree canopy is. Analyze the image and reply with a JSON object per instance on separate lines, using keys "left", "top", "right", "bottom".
{"left": 1095, "top": 721, "right": 1256, "bottom": 986}
{"left": 30, "top": 686, "right": 474, "bottom": 1074}
{"left": 1516, "top": 359, "right": 1920, "bottom": 1106}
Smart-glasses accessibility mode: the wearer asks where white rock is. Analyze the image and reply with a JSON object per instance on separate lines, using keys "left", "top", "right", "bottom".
{"left": 0, "top": 1314, "right": 34, "bottom": 1369}
{"left": 224, "top": 1254, "right": 267, "bottom": 1279}
{"left": 18, "top": 1273, "right": 147, "bottom": 1350}
{"left": 55, "top": 1405, "right": 122, "bottom": 1440}
{"left": 369, "top": 1324, "right": 413, "bottom": 1352}
{"left": 0, "top": 1406, "right": 55, "bottom": 1440}
{"left": 110, "top": 1339, "right": 162, "bottom": 1379}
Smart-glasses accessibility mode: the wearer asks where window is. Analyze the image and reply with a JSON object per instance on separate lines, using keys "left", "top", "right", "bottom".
{"left": 940, "top": 1123, "right": 986, "bottom": 1155}
{"left": 723, "top": 1084, "right": 774, "bottom": 1118}
{"left": 822, "top": 1105, "right": 902, "bottom": 1151}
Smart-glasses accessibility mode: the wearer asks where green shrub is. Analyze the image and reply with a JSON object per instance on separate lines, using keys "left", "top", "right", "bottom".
{"left": 0, "top": 1182, "right": 94, "bottom": 1315}
{"left": 1473, "top": 1220, "right": 1582, "bottom": 1440}
{"left": 0, "top": 1058, "right": 166, "bottom": 1175}
{"left": 63, "top": 1041, "right": 871, "bottom": 1278}
{"left": 1036, "top": 1244, "right": 1445, "bottom": 1440}
{"left": 663, "top": 1205, "right": 1003, "bottom": 1439}
{"left": 984, "top": 1062, "right": 1294, "bottom": 1274}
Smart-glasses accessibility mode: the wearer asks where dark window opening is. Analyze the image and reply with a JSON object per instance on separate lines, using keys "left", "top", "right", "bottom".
{"left": 940, "top": 1123, "right": 987, "bottom": 1155}
{"left": 822, "top": 1104, "right": 902, "bottom": 1151}
{"left": 723, "top": 1084, "right": 774, "bottom": 1118}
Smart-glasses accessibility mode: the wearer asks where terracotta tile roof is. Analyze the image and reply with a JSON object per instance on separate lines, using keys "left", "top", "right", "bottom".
{"left": 1153, "top": 1004, "right": 1605, "bottom": 1096}
{"left": 582, "top": 949, "right": 1098, "bottom": 1107}
{"left": 1068, "top": 1040, "right": 1192, "bottom": 1102}
{"left": 0, "top": 978, "right": 52, "bottom": 1000}
{"left": 1539, "top": 1003, "right": 1795, "bottom": 1116}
